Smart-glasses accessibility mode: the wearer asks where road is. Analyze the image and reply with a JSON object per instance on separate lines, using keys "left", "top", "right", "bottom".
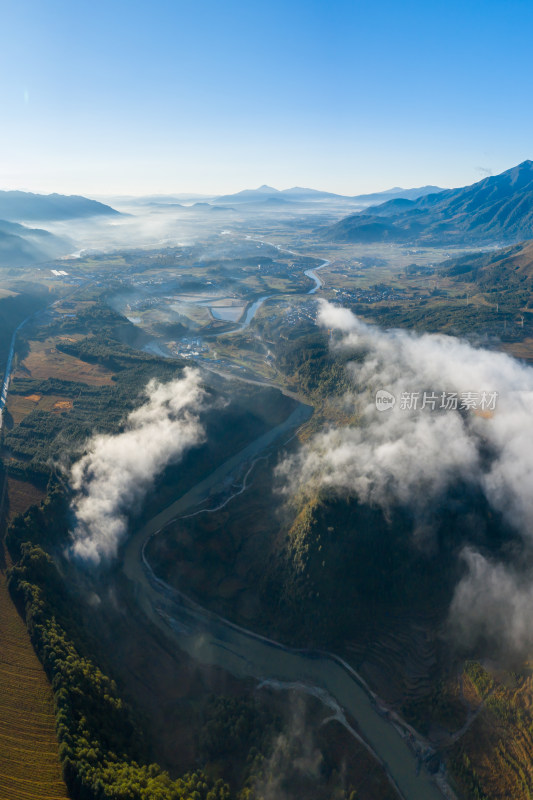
{"left": 0, "top": 281, "right": 93, "bottom": 431}
{"left": 0, "top": 316, "right": 32, "bottom": 431}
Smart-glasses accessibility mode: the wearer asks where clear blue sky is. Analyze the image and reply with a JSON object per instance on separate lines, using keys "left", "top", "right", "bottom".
{"left": 1, "top": 0, "right": 532, "bottom": 196}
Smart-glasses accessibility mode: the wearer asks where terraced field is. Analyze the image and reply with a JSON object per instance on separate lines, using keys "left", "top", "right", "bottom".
{"left": 0, "top": 573, "right": 68, "bottom": 799}
{"left": 0, "top": 477, "right": 67, "bottom": 799}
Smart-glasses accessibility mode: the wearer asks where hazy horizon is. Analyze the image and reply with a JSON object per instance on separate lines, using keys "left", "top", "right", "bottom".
{"left": 0, "top": 166, "right": 524, "bottom": 204}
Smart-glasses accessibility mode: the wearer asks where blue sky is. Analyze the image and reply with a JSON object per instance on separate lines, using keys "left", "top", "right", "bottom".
{"left": 1, "top": 0, "right": 532, "bottom": 196}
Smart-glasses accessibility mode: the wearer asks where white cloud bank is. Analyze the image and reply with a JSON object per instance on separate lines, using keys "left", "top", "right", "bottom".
{"left": 279, "top": 301, "right": 533, "bottom": 656}
{"left": 69, "top": 368, "right": 205, "bottom": 564}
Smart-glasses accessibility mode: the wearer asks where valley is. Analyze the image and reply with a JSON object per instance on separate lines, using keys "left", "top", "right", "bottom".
{"left": 2, "top": 162, "right": 533, "bottom": 800}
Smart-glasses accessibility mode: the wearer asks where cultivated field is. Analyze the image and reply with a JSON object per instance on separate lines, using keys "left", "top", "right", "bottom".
{"left": 15, "top": 337, "right": 114, "bottom": 385}
{"left": 8, "top": 393, "right": 74, "bottom": 426}
{"left": 0, "top": 476, "right": 67, "bottom": 799}
{"left": 0, "top": 573, "right": 67, "bottom": 800}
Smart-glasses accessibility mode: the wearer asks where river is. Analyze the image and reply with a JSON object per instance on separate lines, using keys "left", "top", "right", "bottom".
{"left": 2, "top": 245, "right": 448, "bottom": 798}
{"left": 121, "top": 385, "right": 449, "bottom": 800}
{"left": 118, "top": 239, "right": 450, "bottom": 799}
{"left": 213, "top": 233, "right": 330, "bottom": 337}
{"left": 215, "top": 256, "right": 329, "bottom": 338}
{"left": 304, "top": 259, "right": 330, "bottom": 293}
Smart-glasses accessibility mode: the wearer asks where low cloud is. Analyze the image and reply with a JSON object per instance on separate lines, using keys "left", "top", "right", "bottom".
{"left": 69, "top": 368, "right": 205, "bottom": 564}
{"left": 252, "top": 693, "right": 323, "bottom": 800}
{"left": 279, "top": 301, "right": 533, "bottom": 655}
{"left": 450, "top": 549, "right": 533, "bottom": 658}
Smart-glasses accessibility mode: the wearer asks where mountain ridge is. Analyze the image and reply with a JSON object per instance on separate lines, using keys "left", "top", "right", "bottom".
{"left": 0, "top": 219, "right": 71, "bottom": 266}
{"left": 326, "top": 160, "right": 533, "bottom": 244}
{"left": 0, "top": 190, "right": 119, "bottom": 222}
{"left": 215, "top": 184, "right": 444, "bottom": 205}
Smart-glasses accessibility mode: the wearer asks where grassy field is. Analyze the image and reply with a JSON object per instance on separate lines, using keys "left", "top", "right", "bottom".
{"left": 6, "top": 477, "right": 46, "bottom": 519}
{"left": 15, "top": 337, "right": 115, "bottom": 385}
{"left": 8, "top": 393, "right": 74, "bottom": 426}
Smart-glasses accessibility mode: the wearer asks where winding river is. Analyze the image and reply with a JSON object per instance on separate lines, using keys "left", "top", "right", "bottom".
{"left": 117, "top": 240, "right": 451, "bottom": 799}
{"left": 2, "top": 242, "right": 449, "bottom": 799}
{"left": 304, "top": 259, "right": 329, "bottom": 294}
{"left": 214, "top": 255, "right": 330, "bottom": 338}
{"left": 121, "top": 387, "right": 449, "bottom": 800}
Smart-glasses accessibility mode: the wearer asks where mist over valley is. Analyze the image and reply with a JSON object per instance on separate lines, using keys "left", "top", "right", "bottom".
{"left": 3, "top": 3, "right": 533, "bottom": 794}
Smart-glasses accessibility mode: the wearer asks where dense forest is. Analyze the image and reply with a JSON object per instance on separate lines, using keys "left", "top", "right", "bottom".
{"left": 4, "top": 479, "right": 375, "bottom": 800}
{"left": 0, "top": 287, "right": 53, "bottom": 376}
{"left": 5, "top": 485, "right": 232, "bottom": 800}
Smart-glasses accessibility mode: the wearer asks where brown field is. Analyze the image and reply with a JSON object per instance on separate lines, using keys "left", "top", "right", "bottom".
{"left": 0, "top": 572, "right": 68, "bottom": 800}
{"left": 9, "top": 393, "right": 75, "bottom": 426}
{"left": 501, "top": 337, "right": 533, "bottom": 362}
{"left": 7, "top": 478, "right": 46, "bottom": 521}
{"left": 53, "top": 399, "right": 73, "bottom": 411}
{"left": 15, "top": 337, "right": 114, "bottom": 386}
{"left": 0, "top": 478, "right": 67, "bottom": 799}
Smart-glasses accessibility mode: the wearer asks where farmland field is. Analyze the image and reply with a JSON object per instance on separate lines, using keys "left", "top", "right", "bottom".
{"left": 8, "top": 394, "right": 74, "bottom": 426}
{"left": 0, "top": 475, "right": 68, "bottom": 799}
{"left": 500, "top": 336, "right": 533, "bottom": 362}
{"left": 14, "top": 337, "right": 115, "bottom": 385}
{"left": 6, "top": 477, "right": 46, "bottom": 520}
{"left": 0, "top": 565, "right": 67, "bottom": 800}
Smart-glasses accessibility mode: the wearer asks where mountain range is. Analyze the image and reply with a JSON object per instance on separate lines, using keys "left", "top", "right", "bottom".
{"left": 0, "top": 220, "right": 71, "bottom": 268}
{"left": 0, "top": 190, "right": 120, "bottom": 268}
{"left": 0, "top": 190, "right": 118, "bottom": 222}
{"left": 326, "top": 160, "right": 533, "bottom": 244}
{"left": 214, "top": 184, "right": 443, "bottom": 206}
{"left": 443, "top": 238, "right": 533, "bottom": 309}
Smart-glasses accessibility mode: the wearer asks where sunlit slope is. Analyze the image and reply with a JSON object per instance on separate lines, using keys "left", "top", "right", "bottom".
{"left": 327, "top": 160, "right": 533, "bottom": 244}
{"left": 0, "top": 570, "right": 67, "bottom": 799}
{"left": 450, "top": 662, "right": 533, "bottom": 800}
